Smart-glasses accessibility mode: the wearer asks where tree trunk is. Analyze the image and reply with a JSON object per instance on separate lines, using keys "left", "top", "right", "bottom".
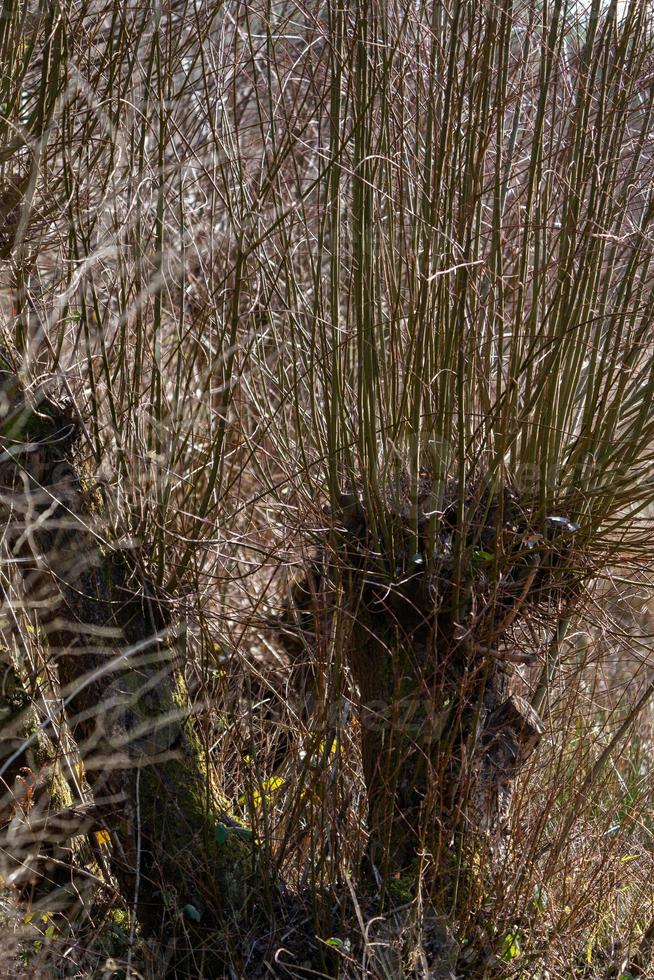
{"left": 0, "top": 371, "right": 254, "bottom": 973}
{"left": 323, "top": 497, "right": 545, "bottom": 906}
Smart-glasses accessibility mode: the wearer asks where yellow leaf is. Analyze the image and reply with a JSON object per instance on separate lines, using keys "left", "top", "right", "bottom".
{"left": 95, "top": 829, "right": 111, "bottom": 846}
{"left": 239, "top": 776, "right": 285, "bottom": 808}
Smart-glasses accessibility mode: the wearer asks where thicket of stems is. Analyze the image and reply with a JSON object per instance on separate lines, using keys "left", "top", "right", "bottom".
{"left": 1, "top": 1, "right": 654, "bottom": 977}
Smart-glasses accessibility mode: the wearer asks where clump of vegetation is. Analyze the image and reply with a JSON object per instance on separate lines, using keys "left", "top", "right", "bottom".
{"left": 1, "top": 1, "right": 654, "bottom": 977}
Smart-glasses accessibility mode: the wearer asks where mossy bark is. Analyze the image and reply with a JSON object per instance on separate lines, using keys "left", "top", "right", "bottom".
{"left": 351, "top": 610, "right": 542, "bottom": 873}
{"left": 0, "top": 657, "right": 37, "bottom": 822}
{"left": 0, "top": 375, "right": 255, "bottom": 972}
{"left": 0, "top": 651, "right": 92, "bottom": 907}
{"left": 318, "top": 499, "right": 544, "bottom": 907}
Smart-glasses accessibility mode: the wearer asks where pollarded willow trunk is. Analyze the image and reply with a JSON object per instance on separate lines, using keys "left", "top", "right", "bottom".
{"left": 0, "top": 369, "right": 254, "bottom": 971}
{"left": 320, "top": 494, "right": 562, "bottom": 904}
{"left": 349, "top": 601, "right": 544, "bottom": 884}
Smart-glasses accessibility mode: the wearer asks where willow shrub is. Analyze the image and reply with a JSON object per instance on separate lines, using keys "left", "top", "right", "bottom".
{"left": 2, "top": 0, "right": 654, "bottom": 976}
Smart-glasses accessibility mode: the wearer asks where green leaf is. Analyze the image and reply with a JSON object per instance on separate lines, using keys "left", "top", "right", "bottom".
{"left": 471, "top": 549, "right": 494, "bottom": 568}
{"left": 230, "top": 826, "right": 253, "bottom": 842}
{"left": 502, "top": 929, "right": 521, "bottom": 961}
{"left": 324, "top": 937, "right": 344, "bottom": 949}
{"left": 532, "top": 884, "right": 548, "bottom": 913}
{"left": 181, "top": 904, "right": 202, "bottom": 923}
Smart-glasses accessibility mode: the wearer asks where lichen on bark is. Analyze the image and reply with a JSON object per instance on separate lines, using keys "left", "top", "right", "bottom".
{"left": 0, "top": 374, "right": 256, "bottom": 970}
